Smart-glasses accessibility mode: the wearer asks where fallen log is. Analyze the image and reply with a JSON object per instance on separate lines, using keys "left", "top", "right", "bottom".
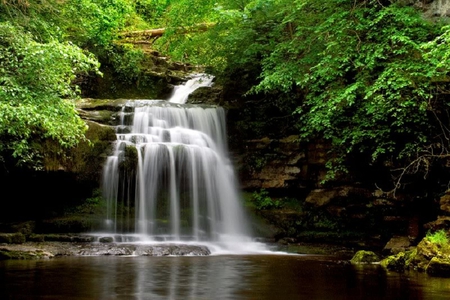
{"left": 118, "top": 23, "right": 215, "bottom": 40}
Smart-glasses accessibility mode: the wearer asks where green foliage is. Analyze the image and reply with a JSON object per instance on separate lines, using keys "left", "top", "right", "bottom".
{"left": 0, "top": 22, "right": 100, "bottom": 168}
{"left": 251, "top": 189, "right": 283, "bottom": 210}
{"left": 65, "top": 189, "right": 106, "bottom": 216}
{"left": 106, "top": 44, "right": 147, "bottom": 84}
{"left": 426, "top": 230, "right": 449, "bottom": 247}
{"left": 157, "top": 0, "right": 450, "bottom": 187}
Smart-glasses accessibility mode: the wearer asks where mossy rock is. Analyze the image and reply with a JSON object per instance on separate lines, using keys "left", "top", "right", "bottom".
{"left": 99, "top": 236, "right": 114, "bottom": 243}
{"left": 0, "top": 233, "right": 26, "bottom": 244}
{"left": 37, "top": 215, "right": 104, "bottom": 233}
{"left": 28, "top": 234, "right": 45, "bottom": 242}
{"left": 10, "top": 221, "right": 36, "bottom": 235}
{"left": 350, "top": 250, "right": 380, "bottom": 264}
{"left": 408, "top": 238, "right": 444, "bottom": 271}
{"left": 426, "top": 257, "right": 450, "bottom": 277}
{"left": 0, "top": 249, "right": 54, "bottom": 260}
{"left": 381, "top": 252, "right": 408, "bottom": 272}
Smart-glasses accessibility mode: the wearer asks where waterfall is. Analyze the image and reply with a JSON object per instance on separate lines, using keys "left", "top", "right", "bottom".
{"left": 168, "top": 73, "right": 214, "bottom": 104}
{"left": 101, "top": 74, "right": 251, "bottom": 245}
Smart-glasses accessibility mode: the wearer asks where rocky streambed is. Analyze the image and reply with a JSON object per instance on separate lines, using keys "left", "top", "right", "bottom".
{"left": 0, "top": 239, "right": 211, "bottom": 260}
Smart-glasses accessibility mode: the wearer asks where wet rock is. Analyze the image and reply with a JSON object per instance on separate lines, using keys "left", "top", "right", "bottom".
{"left": 187, "top": 86, "right": 222, "bottom": 105}
{"left": 278, "top": 237, "right": 297, "bottom": 245}
{"left": 350, "top": 250, "right": 380, "bottom": 264}
{"left": 380, "top": 251, "right": 411, "bottom": 272}
{"left": 426, "top": 257, "right": 450, "bottom": 277}
{"left": 0, "top": 242, "right": 212, "bottom": 259}
{"left": 382, "top": 236, "right": 412, "bottom": 256}
{"left": 77, "top": 244, "right": 135, "bottom": 256}
{"left": 137, "top": 244, "right": 211, "bottom": 256}
{"left": 408, "top": 238, "right": 442, "bottom": 271}
{"left": 99, "top": 237, "right": 114, "bottom": 243}
{"left": 76, "top": 243, "right": 211, "bottom": 256}
{"left": 0, "top": 248, "right": 54, "bottom": 260}
{"left": 40, "top": 234, "right": 80, "bottom": 242}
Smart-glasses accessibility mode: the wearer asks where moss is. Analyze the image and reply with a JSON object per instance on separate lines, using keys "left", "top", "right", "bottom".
{"left": 0, "top": 233, "right": 25, "bottom": 244}
{"left": 41, "top": 120, "right": 116, "bottom": 183}
{"left": 10, "top": 233, "right": 25, "bottom": 244}
{"left": 28, "top": 234, "right": 45, "bottom": 242}
{"left": 37, "top": 215, "right": 104, "bottom": 234}
{"left": 350, "top": 250, "right": 380, "bottom": 264}
{"left": 0, "top": 249, "right": 54, "bottom": 260}
{"left": 381, "top": 252, "right": 408, "bottom": 272}
{"left": 119, "top": 145, "right": 138, "bottom": 173}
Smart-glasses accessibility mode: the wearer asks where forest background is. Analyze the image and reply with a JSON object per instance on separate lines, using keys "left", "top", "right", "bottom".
{"left": 1, "top": 0, "right": 450, "bottom": 203}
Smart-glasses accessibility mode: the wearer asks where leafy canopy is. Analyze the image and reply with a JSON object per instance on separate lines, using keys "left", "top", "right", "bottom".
{"left": 156, "top": 0, "right": 450, "bottom": 186}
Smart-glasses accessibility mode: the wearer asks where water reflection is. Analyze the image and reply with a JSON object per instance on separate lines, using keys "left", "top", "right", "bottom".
{"left": 1, "top": 255, "right": 450, "bottom": 299}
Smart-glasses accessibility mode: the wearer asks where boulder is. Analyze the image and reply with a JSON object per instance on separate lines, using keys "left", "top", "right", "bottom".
{"left": 424, "top": 216, "right": 450, "bottom": 231}
{"left": 350, "top": 250, "right": 380, "bottom": 264}
{"left": 382, "top": 236, "right": 412, "bottom": 256}
{"left": 426, "top": 257, "right": 450, "bottom": 277}
{"left": 409, "top": 238, "right": 442, "bottom": 271}
{"left": 439, "top": 191, "right": 450, "bottom": 215}
{"left": 99, "top": 237, "right": 114, "bottom": 243}
{"left": 380, "top": 252, "right": 409, "bottom": 272}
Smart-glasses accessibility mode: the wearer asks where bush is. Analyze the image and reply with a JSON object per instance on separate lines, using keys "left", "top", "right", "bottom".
{"left": 252, "top": 189, "right": 283, "bottom": 210}
{"left": 426, "top": 230, "right": 449, "bottom": 247}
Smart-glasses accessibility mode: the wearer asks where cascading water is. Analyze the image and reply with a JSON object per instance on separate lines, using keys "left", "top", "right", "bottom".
{"left": 101, "top": 74, "right": 255, "bottom": 250}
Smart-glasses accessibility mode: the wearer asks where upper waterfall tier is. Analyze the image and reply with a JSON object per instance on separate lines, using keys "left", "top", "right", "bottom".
{"left": 168, "top": 73, "right": 214, "bottom": 104}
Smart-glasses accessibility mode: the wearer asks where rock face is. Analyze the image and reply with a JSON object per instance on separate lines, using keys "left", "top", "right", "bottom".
{"left": 424, "top": 191, "right": 450, "bottom": 231}
{"left": 238, "top": 136, "right": 328, "bottom": 189}
{"left": 414, "top": 0, "right": 450, "bottom": 17}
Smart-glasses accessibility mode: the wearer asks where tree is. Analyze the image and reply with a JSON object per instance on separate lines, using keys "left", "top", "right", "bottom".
{"left": 154, "top": 0, "right": 450, "bottom": 192}
{"left": 0, "top": 22, "right": 100, "bottom": 169}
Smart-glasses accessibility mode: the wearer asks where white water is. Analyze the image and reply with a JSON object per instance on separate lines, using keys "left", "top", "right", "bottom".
{"left": 168, "top": 73, "right": 214, "bottom": 104}
{"left": 102, "top": 74, "right": 265, "bottom": 253}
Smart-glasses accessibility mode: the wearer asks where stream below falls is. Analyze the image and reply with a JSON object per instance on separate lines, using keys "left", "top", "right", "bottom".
{"left": 1, "top": 254, "right": 450, "bottom": 299}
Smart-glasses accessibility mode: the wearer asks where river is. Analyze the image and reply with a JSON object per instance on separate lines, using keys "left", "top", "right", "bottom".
{"left": 1, "top": 253, "right": 450, "bottom": 299}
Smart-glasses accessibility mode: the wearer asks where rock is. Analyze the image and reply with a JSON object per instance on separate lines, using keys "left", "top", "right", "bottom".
{"left": 380, "top": 251, "right": 410, "bottom": 272}
{"left": 439, "top": 192, "right": 450, "bottom": 215}
{"left": 99, "top": 237, "right": 114, "bottom": 243}
{"left": 0, "top": 248, "right": 54, "bottom": 260}
{"left": 424, "top": 216, "right": 450, "bottom": 231}
{"left": 0, "top": 242, "right": 212, "bottom": 259}
{"left": 305, "top": 189, "right": 341, "bottom": 207}
{"left": 76, "top": 243, "right": 211, "bottom": 256}
{"left": 350, "top": 250, "right": 380, "bottom": 264}
{"left": 408, "top": 238, "right": 442, "bottom": 271}
{"left": 278, "top": 237, "right": 297, "bottom": 245}
{"left": 305, "top": 186, "right": 372, "bottom": 207}
{"left": 382, "top": 236, "right": 412, "bottom": 256}
{"left": 78, "top": 244, "right": 135, "bottom": 256}
{"left": 0, "top": 233, "right": 26, "bottom": 244}
{"left": 426, "top": 257, "right": 450, "bottom": 277}
{"left": 187, "top": 86, "right": 222, "bottom": 105}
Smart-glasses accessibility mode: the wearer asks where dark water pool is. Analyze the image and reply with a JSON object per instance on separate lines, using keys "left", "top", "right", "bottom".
{"left": 1, "top": 254, "right": 450, "bottom": 299}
